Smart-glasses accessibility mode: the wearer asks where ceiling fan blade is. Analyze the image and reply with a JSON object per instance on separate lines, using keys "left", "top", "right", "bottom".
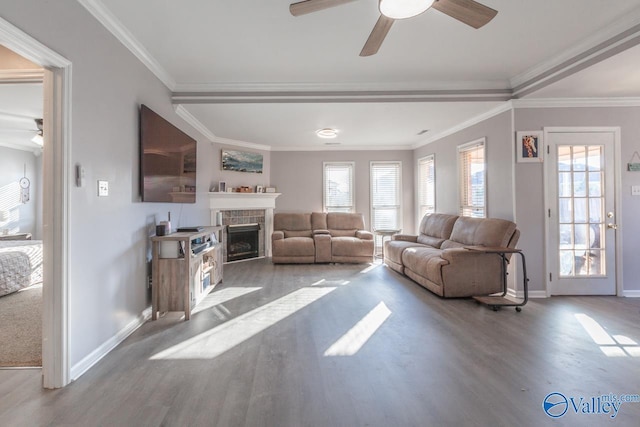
{"left": 290, "top": 0, "right": 358, "bottom": 17}
{"left": 432, "top": 0, "right": 497, "bottom": 29}
{"left": 360, "top": 15, "right": 394, "bottom": 57}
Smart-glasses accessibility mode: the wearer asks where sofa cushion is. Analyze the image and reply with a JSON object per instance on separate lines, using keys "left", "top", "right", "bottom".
{"left": 272, "top": 236, "right": 315, "bottom": 257}
{"left": 274, "top": 213, "right": 313, "bottom": 238}
{"left": 284, "top": 230, "right": 313, "bottom": 238}
{"left": 332, "top": 236, "right": 373, "bottom": 257}
{"left": 327, "top": 212, "right": 365, "bottom": 230}
{"left": 441, "top": 217, "right": 516, "bottom": 250}
{"left": 384, "top": 240, "right": 425, "bottom": 265}
{"left": 274, "top": 213, "right": 312, "bottom": 231}
{"left": 416, "top": 213, "right": 459, "bottom": 248}
{"left": 329, "top": 229, "right": 358, "bottom": 237}
{"left": 401, "top": 246, "right": 449, "bottom": 286}
{"left": 311, "top": 212, "right": 328, "bottom": 230}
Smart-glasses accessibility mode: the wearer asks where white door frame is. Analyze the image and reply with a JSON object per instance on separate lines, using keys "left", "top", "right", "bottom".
{"left": 543, "top": 127, "right": 623, "bottom": 297}
{"left": 0, "top": 17, "right": 71, "bottom": 388}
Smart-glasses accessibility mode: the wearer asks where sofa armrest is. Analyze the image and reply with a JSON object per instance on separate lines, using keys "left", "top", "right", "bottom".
{"left": 392, "top": 234, "right": 418, "bottom": 243}
{"left": 356, "top": 230, "right": 373, "bottom": 240}
{"left": 313, "top": 229, "right": 330, "bottom": 235}
{"left": 272, "top": 231, "right": 284, "bottom": 241}
{"left": 441, "top": 247, "right": 488, "bottom": 262}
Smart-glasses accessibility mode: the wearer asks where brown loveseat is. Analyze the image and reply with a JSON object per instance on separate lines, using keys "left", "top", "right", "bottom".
{"left": 384, "top": 213, "right": 520, "bottom": 297}
{"left": 272, "top": 212, "right": 374, "bottom": 264}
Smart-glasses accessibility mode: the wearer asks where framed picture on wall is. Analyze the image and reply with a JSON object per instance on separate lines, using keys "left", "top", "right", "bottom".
{"left": 516, "top": 131, "right": 544, "bottom": 163}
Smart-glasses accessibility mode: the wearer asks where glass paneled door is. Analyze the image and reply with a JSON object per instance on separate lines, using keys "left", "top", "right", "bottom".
{"left": 546, "top": 130, "right": 618, "bottom": 295}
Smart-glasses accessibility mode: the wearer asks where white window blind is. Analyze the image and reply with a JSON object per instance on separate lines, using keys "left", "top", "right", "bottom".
{"left": 324, "top": 162, "right": 355, "bottom": 212}
{"left": 418, "top": 155, "right": 435, "bottom": 220}
{"left": 458, "top": 139, "right": 486, "bottom": 218}
{"left": 371, "top": 161, "right": 401, "bottom": 247}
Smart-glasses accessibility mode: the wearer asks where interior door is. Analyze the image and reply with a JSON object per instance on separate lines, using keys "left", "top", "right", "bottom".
{"left": 546, "top": 130, "right": 618, "bottom": 295}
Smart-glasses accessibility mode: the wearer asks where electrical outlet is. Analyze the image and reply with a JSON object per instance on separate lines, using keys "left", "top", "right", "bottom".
{"left": 632, "top": 185, "right": 640, "bottom": 196}
{"left": 98, "top": 180, "right": 109, "bottom": 196}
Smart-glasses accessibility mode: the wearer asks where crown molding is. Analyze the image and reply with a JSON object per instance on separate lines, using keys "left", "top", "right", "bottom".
{"left": 172, "top": 89, "right": 512, "bottom": 104}
{"left": 412, "top": 101, "right": 514, "bottom": 149}
{"left": 174, "top": 105, "right": 216, "bottom": 142}
{"left": 513, "top": 97, "right": 640, "bottom": 108}
{"left": 173, "top": 80, "right": 511, "bottom": 93}
{"left": 511, "top": 10, "right": 640, "bottom": 96}
{"left": 77, "top": 0, "right": 176, "bottom": 91}
{"left": 214, "top": 136, "right": 271, "bottom": 152}
{"left": 174, "top": 104, "right": 271, "bottom": 151}
{"left": 0, "top": 18, "right": 71, "bottom": 69}
{"left": 270, "top": 144, "right": 414, "bottom": 152}
{"left": 0, "top": 69, "right": 44, "bottom": 83}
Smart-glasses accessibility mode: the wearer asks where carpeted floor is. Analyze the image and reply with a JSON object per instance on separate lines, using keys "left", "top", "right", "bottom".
{"left": 0, "top": 284, "right": 42, "bottom": 367}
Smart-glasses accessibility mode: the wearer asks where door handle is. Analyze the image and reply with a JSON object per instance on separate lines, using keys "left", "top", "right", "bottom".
{"left": 607, "top": 223, "right": 618, "bottom": 230}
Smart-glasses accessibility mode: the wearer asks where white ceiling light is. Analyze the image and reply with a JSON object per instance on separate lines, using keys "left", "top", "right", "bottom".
{"left": 316, "top": 128, "right": 338, "bottom": 139}
{"left": 379, "top": 0, "right": 435, "bottom": 20}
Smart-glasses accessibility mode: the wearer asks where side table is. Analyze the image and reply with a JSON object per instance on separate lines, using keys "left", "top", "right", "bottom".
{"left": 373, "top": 229, "right": 401, "bottom": 259}
{"left": 465, "top": 246, "right": 529, "bottom": 312}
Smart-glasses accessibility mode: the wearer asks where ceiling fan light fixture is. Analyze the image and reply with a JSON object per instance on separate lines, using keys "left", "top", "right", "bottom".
{"left": 316, "top": 128, "right": 338, "bottom": 139}
{"left": 31, "top": 133, "right": 44, "bottom": 146}
{"left": 379, "top": 0, "right": 435, "bottom": 20}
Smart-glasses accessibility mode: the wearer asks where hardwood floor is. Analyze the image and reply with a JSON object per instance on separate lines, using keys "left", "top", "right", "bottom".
{"left": 1, "top": 259, "right": 639, "bottom": 426}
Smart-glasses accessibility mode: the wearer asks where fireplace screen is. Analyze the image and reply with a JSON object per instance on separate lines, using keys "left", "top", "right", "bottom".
{"left": 227, "top": 224, "right": 260, "bottom": 262}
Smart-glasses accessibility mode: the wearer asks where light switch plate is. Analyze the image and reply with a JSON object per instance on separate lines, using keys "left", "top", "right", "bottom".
{"left": 632, "top": 185, "right": 640, "bottom": 196}
{"left": 98, "top": 180, "right": 109, "bottom": 197}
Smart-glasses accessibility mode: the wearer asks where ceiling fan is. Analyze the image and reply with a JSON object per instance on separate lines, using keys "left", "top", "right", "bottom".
{"left": 289, "top": 0, "right": 498, "bottom": 56}
{"left": 0, "top": 113, "right": 44, "bottom": 145}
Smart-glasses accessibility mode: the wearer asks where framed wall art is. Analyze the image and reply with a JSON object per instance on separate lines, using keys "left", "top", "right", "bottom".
{"left": 222, "top": 149, "right": 263, "bottom": 173}
{"left": 516, "top": 131, "right": 543, "bottom": 163}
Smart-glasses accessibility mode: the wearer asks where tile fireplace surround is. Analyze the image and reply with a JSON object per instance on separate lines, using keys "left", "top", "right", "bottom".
{"left": 208, "top": 192, "right": 281, "bottom": 260}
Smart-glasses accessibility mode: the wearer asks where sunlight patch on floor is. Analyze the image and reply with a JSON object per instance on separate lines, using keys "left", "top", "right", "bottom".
{"left": 324, "top": 302, "right": 391, "bottom": 357}
{"left": 191, "top": 287, "right": 261, "bottom": 315}
{"left": 575, "top": 313, "right": 639, "bottom": 358}
{"left": 150, "top": 287, "right": 336, "bottom": 360}
{"left": 359, "top": 264, "right": 378, "bottom": 274}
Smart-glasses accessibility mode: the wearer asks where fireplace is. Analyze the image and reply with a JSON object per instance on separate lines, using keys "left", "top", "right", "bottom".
{"left": 227, "top": 224, "right": 260, "bottom": 262}
{"left": 208, "top": 192, "right": 281, "bottom": 261}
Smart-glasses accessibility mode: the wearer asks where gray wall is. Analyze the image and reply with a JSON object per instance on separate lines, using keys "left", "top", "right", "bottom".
{"left": 1, "top": 1, "right": 219, "bottom": 370}
{"left": 515, "top": 106, "right": 640, "bottom": 293}
{"left": 413, "top": 111, "right": 515, "bottom": 222}
{"left": 271, "top": 150, "right": 415, "bottom": 233}
{"left": 0, "top": 146, "right": 39, "bottom": 237}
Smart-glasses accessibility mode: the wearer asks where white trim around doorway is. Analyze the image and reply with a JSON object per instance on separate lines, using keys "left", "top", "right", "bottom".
{"left": 542, "top": 127, "right": 623, "bottom": 297}
{"left": 0, "top": 17, "right": 72, "bottom": 388}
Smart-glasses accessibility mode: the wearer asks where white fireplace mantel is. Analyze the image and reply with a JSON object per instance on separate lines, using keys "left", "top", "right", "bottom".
{"left": 208, "top": 192, "right": 281, "bottom": 258}
{"left": 208, "top": 192, "right": 281, "bottom": 211}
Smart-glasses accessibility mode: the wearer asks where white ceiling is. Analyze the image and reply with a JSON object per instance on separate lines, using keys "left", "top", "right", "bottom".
{"left": 0, "top": 83, "right": 43, "bottom": 153}
{"left": 10, "top": 0, "right": 640, "bottom": 151}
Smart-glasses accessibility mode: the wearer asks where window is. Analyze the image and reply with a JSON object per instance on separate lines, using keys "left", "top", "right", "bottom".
{"left": 458, "top": 138, "right": 486, "bottom": 218}
{"left": 324, "top": 162, "right": 355, "bottom": 212}
{"left": 370, "top": 161, "right": 402, "bottom": 247}
{"left": 417, "top": 154, "right": 435, "bottom": 221}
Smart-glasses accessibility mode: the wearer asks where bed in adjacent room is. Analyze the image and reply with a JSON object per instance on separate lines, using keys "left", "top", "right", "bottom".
{"left": 0, "top": 240, "right": 43, "bottom": 297}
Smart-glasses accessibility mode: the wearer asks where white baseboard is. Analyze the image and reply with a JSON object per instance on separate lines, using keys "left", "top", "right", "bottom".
{"left": 70, "top": 307, "right": 151, "bottom": 381}
{"left": 623, "top": 290, "right": 640, "bottom": 298}
{"left": 507, "top": 288, "right": 548, "bottom": 299}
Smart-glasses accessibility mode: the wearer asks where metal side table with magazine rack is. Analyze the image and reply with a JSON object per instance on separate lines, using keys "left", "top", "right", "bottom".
{"left": 465, "top": 246, "right": 529, "bottom": 312}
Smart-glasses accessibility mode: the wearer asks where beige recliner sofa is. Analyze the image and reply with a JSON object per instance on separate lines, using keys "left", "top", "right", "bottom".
{"left": 384, "top": 213, "right": 520, "bottom": 297}
{"left": 272, "top": 212, "right": 374, "bottom": 264}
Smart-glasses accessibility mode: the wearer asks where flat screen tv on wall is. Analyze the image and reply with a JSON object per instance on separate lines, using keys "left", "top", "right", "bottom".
{"left": 140, "top": 104, "right": 196, "bottom": 203}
